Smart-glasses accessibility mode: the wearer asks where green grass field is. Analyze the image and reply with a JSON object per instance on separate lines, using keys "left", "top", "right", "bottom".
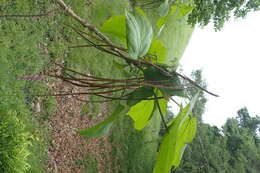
{"left": 0, "top": 0, "right": 193, "bottom": 172}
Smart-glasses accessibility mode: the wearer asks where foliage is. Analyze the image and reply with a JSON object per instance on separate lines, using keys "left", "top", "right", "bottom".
{"left": 176, "top": 107, "right": 260, "bottom": 173}
{"left": 154, "top": 96, "right": 198, "bottom": 173}
{"left": 0, "top": 108, "right": 32, "bottom": 173}
{"left": 126, "top": 8, "right": 154, "bottom": 59}
{"left": 188, "top": 0, "right": 260, "bottom": 30}
{"left": 1, "top": 0, "right": 197, "bottom": 172}
{"left": 57, "top": 1, "right": 206, "bottom": 172}
{"left": 101, "top": 15, "right": 127, "bottom": 44}
{"left": 78, "top": 104, "right": 125, "bottom": 138}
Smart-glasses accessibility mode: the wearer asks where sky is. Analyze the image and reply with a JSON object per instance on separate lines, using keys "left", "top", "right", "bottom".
{"left": 179, "top": 12, "right": 260, "bottom": 127}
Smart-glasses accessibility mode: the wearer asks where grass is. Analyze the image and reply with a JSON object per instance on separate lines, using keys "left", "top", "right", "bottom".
{"left": 0, "top": 0, "right": 194, "bottom": 172}
{"left": 109, "top": 112, "right": 161, "bottom": 173}
{"left": 0, "top": 0, "right": 57, "bottom": 172}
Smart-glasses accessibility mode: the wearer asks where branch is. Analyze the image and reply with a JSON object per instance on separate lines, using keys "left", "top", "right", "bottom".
{"left": 55, "top": 0, "right": 109, "bottom": 41}
{"left": 55, "top": 0, "right": 172, "bottom": 77}
{"left": 173, "top": 72, "right": 219, "bottom": 97}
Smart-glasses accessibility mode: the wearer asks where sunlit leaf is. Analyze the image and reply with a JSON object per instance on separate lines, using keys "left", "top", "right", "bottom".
{"left": 127, "top": 99, "right": 154, "bottom": 130}
{"left": 153, "top": 94, "right": 200, "bottom": 173}
{"left": 177, "top": 4, "right": 194, "bottom": 18}
{"left": 101, "top": 15, "right": 126, "bottom": 44}
{"left": 153, "top": 104, "right": 190, "bottom": 173}
{"left": 126, "top": 8, "right": 153, "bottom": 59}
{"left": 77, "top": 104, "right": 124, "bottom": 138}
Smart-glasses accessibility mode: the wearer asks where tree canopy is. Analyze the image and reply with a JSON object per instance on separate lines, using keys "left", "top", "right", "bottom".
{"left": 175, "top": 107, "right": 260, "bottom": 173}
{"left": 188, "top": 0, "right": 260, "bottom": 30}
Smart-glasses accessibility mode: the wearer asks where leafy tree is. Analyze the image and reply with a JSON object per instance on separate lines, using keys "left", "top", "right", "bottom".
{"left": 188, "top": 0, "right": 260, "bottom": 30}
{"left": 236, "top": 107, "right": 260, "bottom": 137}
{"left": 176, "top": 107, "right": 260, "bottom": 173}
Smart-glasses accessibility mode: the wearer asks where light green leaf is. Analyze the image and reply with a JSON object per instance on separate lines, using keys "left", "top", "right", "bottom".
{"left": 153, "top": 104, "right": 190, "bottom": 173}
{"left": 100, "top": 15, "right": 126, "bottom": 44}
{"left": 177, "top": 4, "right": 194, "bottom": 18}
{"left": 179, "top": 117, "right": 197, "bottom": 143}
{"left": 153, "top": 94, "right": 199, "bottom": 173}
{"left": 148, "top": 40, "right": 168, "bottom": 64}
{"left": 77, "top": 105, "right": 124, "bottom": 138}
{"left": 127, "top": 99, "right": 154, "bottom": 130}
{"left": 157, "top": 0, "right": 170, "bottom": 17}
{"left": 156, "top": 5, "right": 177, "bottom": 35}
{"left": 172, "top": 117, "right": 197, "bottom": 167}
{"left": 126, "top": 8, "right": 153, "bottom": 59}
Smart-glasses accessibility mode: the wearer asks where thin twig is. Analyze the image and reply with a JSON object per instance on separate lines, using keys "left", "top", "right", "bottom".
{"left": 55, "top": 0, "right": 109, "bottom": 41}
{"left": 0, "top": 10, "right": 60, "bottom": 18}
{"left": 173, "top": 72, "right": 219, "bottom": 97}
{"left": 55, "top": 0, "right": 172, "bottom": 77}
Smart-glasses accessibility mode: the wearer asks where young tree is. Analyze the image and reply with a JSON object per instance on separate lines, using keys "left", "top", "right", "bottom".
{"left": 188, "top": 0, "right": 260, "bottom": 30}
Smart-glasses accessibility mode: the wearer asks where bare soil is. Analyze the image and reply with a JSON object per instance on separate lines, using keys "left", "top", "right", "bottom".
{"left": 45, "top": 66, "right": 113, "bottom": 173}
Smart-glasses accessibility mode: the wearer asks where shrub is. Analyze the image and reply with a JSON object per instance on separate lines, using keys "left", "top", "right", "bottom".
{"left": 0, "top": 107, "right": 32, "bottom": 173}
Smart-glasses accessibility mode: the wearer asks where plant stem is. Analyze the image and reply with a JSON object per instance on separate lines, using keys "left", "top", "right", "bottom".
{"left": 154, "top": 92, "right": 169, "bottom": 133}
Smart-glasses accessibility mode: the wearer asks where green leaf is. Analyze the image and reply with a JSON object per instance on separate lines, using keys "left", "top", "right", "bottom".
{"left": 101, "top": 15, "right": 126, "bottom": 44}
{"left": 179, "top": 117, "right": 197, "bottom": 143}
{"left": 144, "top": 66, "right": 186, "bottom": 97}
{"left": 171, "top": 117, "right": 197, "bottom": 167}
{"left": 156, "top": 5, "right": 177, "bottom": 35}
{"left": 144, "top": 66, "right": 169, "bottom": 82}
{"left": 177, "top": 4, "right": 194, "bottom": 18}
{"left": 77, "top": 104, "right": 125, "bottom": 138}
{"left": 158, "top": 0, "right": 170, "bottom": 17}
{"left": 112, "top": 60, "right": 128, "bottom": 70}
{"left": 126, "top": 8, "right": 153, "bottom": 59}
{"left": 127, "top": 87, "right": 154, "bottom": 106}
{"left": 127, "top": 99, "right": 154, "bottom": 130}
{"left": 153, "top": 94, "right": 199, "bottom": 172}
{"left": 148, "top": 40, "right": 168, "bottom": 64}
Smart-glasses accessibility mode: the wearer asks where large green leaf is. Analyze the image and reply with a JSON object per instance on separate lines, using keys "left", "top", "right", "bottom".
{"left": 177, "top": 4, "right": 194, "bottom": 18}
{"left": 126, "top": 8, "right": 153, "bottom": 59}
{"left": 77, "top": 105, "right": 125, "bottom": 138}
{"left": 153, "top": 94, "right": 199, "bottom": 173}
{"left": 156, "top": 5, "right": 177, "bottom": 35}
{"left": 144, "top": 66, "right": 186, "bottom": 97}
{"left": 127, "top": 99, "right": 154, "bottom": 130}
{"left": 156, "top": 4, "right": 193, "bottom": 36}
{"left": 153, "top": 104, "right": 190, "bottom": 173}
{"left": 144, "top": 66, "right": 169, "bottom": 82}
{"left": 100, "top": 15, "right": 126, "bottom": 44}
{"left": 171, "top": 116, "right": 197, "bottom": 167}
{"left": 127, "top": 86, "right": 154, "bottom": 106}
{"left": 148, "top": 40, "right": 168, "bottom": 64}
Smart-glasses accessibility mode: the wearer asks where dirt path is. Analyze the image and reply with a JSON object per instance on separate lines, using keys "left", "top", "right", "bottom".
{"left": 45, "top": 67, "right": 113, "bottom": 173}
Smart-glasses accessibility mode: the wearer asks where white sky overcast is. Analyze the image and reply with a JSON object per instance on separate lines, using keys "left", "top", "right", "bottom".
{"left": 179, "top": 12, "right": 260, "bottom": 127}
